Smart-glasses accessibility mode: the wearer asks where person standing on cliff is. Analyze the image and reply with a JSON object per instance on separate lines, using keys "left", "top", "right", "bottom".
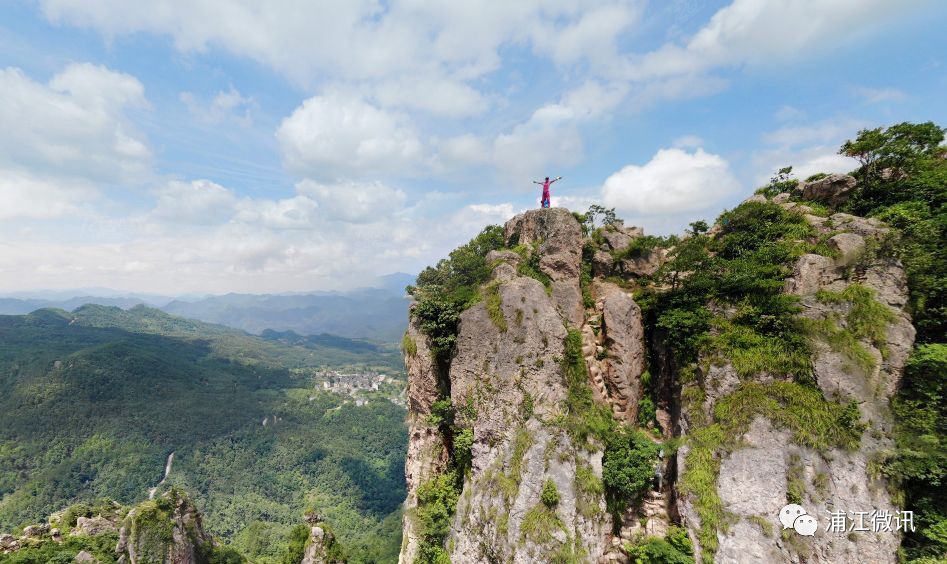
{"left": 533, "top": 176, "right": 561, "bottom": 208}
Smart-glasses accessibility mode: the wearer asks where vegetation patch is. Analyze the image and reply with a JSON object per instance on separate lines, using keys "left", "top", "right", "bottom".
{"left": 402, "top": 333, "right": 418, "bottom": 358}
{"left": 540, "top": 479, "right": 560, "bottom": 508}
{"left": 816, "top": 284, "right": 895, "bottom": 356}
{"left": 484, "top": 283, "right": 508, "bottom": 333}
{"left": 560, "top": 329, "right": 613, "bottom": 447}
{"left": 514, "top": 242, "right": 553, "bottom": 290}
{"left": 520, "top": 503, "right": 563, "bottom": 545}
{"left": 623, "top": 525, "right": 694, "bottom": 564}
{"left": 414, "top": 471, "right": 460, "bottom": 563}
{"left": 602, "top": 428, "right": 660, "bottom": 513}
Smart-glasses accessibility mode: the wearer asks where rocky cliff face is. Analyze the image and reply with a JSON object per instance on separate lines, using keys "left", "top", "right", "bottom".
{"left": 401, "top": 209, "right": 657, "bottom": 563}
{"left": 402, "top": 192, "right": 915, "bottom": 563}
{"left": 116, "top": 490, "right": 215, "bottom": 564}
{"left": 679, "top": 201, "right": 914, "bottom": 563}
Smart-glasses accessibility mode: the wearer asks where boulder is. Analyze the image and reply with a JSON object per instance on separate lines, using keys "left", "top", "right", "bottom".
{"left": 600, "top": 227, "right": 632, "bottom": 252}
{"left": 74, "top": 551, "right": 100, "bottom": 563}
{"left": 828, "top": 232, "right": 866, "bottom": 266}
{"left": 0, "top": 533, "right": 17, "bottom": 550}
{"left": 618, "top": 248, "right": 665, "bottom": 278}
{"left": 22, "top": 523, "right": 48, "bottom": 537}
{"left": 591, "top": 249, "right": 614, "bottom": 277}
{"left": 785, "top": 254, "right": 838, "bottom": 295}
{"left": 801, "top": 173, "right": 857, "bottom": 205}
{"left": 73, "top": 516, "right": 117, "bottom": 537}
{"left": 829, "top": 213, "right": 889, "bottom": 238}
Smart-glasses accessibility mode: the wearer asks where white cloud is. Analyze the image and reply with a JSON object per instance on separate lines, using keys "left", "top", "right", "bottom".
{"left": 0, "top": 168, "right": 98, "bottom": 220}
{"left": 673, "top": 135, "right": 703, "bottom": 148}
{"left": 852, "top": 86, "right": 908, "bottom": 104}
{"left": 0, "top": 63, "right": 150, "bottom": 183}
{"left": 276, "top": 94, "right": 423, "bottom": 180}
{"left": 602, "top": 147, "right": 741, "bottom": 215}
{"left": 627, "top": 0, "right": 914, "bottom": 81}
{"left": 151, "top": 180, "right": 237, "bottom": 224}
{"left": 372, "top": 75, "right": 489, "bottom": 117}
{"left": 761, "top": 118, "right": 866, "bottom": 148}
{"left": 38, "top": 0, "right": 640, "bottom": 84}
{"left": 529, "top": 3, "right": 640, "bottom": 71}
{"left": 753, "top": 118, "right": 863, "bottom": 184}
{"left": 297, "top": 179, "right": 407, "bottom": 224}
{"left": 234, "top": 195, "right": 320, "bottom": 230}
{"left": 180, "top": 87, "right": 256, "bottom": 125}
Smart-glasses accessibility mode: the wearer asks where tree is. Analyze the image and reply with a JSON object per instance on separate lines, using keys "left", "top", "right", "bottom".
{"left": 840, "top": 121, "right": 945, "bottom": 180}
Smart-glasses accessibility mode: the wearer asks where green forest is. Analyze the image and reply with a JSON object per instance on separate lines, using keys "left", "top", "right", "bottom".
{"left": 0, "top": 305, "right": 406, "bottom": 562}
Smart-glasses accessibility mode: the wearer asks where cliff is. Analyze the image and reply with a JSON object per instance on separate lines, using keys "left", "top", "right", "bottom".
{"left": 400, "top": 180, "right": 916, "bottom": 563}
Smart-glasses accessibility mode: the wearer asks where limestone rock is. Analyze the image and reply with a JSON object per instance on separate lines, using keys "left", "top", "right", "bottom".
{"left": 618, "top": 248, "right": 665, "bottom": 278}
{"left": 828, "top": 232, "right": 866, "bottom": 266}
{"left": 116, "top": 491, "right": 213, "bottom": 564}
{"left": 0, "top": 533, "right": 17, "bottom": 552}
{"left": 400, "top": 317, "right": 449, "bottom": 564}
{"left": 74, "top": 551, "right": 100, "bottom": 563}
{"left": 597, "top": 282, "right": 646, "bottom": 424}
{"left": 591, "top": 249, "right": 614, "bottom": 278}
{"left": 504, "top": 208, "right": 585, "bottom": 326}
{"left": 785, "top": 254, "right": 838, "bottom": 295}
{"left": 829, "top": 213, "right": 889, "bottom": 238}
{"left": 600, "top": 227, "right": 632, "bottom": 252}
{"left": 301, "top": 523, "right": 342, "bottom": 564}
{"left": 21, "top": 523, "right": 48, "bottom": 537}
{"left": 73, "top": 515, "right": 117, "bottom": 536}
{"left": 801, "top": 174, "right": 857, "bottom": 205}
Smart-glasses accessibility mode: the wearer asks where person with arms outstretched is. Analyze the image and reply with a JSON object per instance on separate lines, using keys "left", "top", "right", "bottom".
{"left": 533, "top": 176, "right": 561, "bottom": 208}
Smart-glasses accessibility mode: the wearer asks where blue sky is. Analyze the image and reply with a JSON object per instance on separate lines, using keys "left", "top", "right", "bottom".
{"left": 1, "top": 0, "right": 945, "bottom": 294}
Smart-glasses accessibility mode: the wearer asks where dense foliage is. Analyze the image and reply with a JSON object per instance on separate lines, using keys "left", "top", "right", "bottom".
{"left": 409, "top": 225, "right": 505, "bottom": 363}
{"left": 625, "top": 526, "right": 695, "bottom": 564}
{"left": 0, "top": 306, "right": 406, "bottom": 563}
{"left": 602, "top": 428, "right": 659, "bottom": 512}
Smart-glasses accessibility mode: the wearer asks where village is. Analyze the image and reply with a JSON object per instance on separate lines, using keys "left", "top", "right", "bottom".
{"left": 315, "top": 367, "right": 407, "bottom": 408}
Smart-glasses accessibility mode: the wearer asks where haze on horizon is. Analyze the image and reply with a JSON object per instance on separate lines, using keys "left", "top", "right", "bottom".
{"left": 1, "top": 0, "right": 945, "bottom": 295}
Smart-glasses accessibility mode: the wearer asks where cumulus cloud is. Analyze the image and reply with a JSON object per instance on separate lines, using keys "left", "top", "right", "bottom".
{"left": 752, "top": 118, "right": 862, "bottom": 184}
{"left": 234, "top": 195, "right": 320, "bottom": 230}
{"left": 297, "top": 179, "right": 407, "bottom": 223}
{"left": 0, "top": 63, "right": 150, "bottom": 182}
{"left": 626, "top": 0, "right": 914, "bottom": 81}
{"left": 602, "top": 147, "right": 741, "bottom": 215}
{"left": 38, "top": 1, "right": 639, "bottom": 83}
{"left": 0, "top": 168, "right": 98, "bottom": 220}
{"left": 151, "top": 180, "right": 237, "bottom": 224}
{"left": 277, "top": 94, "right": 423, "bottom": 180}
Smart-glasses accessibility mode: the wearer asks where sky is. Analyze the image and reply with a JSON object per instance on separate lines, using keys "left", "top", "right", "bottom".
{"left": 1, "top": 0, "right": 945, "bottom": 295}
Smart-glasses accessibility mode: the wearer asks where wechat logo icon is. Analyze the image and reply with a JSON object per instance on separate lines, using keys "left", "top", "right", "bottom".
{"left": 779, "top": 504, "right": 818, "bottom": 536}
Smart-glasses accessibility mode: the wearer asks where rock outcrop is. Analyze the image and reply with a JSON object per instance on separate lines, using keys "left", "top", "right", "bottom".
{"left": 800, "top": 173, "right": 858, "bottom": 205}
{"left": 402, "top": 199, "right": 913, "bottom": 564}
{"left": 401, "top": 209, "right": 657, "bottom": 563}
{"left": 116, "top": 490, "right": 214, "bottom": 564}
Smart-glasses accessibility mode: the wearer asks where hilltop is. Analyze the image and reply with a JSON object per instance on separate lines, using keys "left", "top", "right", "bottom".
{"left": 398, "top": 122, "right": 946, "bottom": 563}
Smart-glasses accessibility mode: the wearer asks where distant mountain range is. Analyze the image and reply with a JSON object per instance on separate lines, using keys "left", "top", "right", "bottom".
{"left": 0, "top": 272, "right": 415, "bottom": 343}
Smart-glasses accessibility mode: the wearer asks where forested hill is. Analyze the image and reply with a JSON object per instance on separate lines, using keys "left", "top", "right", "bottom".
{"left": 0, "top": 305, "right": 407, "bottom": 562}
